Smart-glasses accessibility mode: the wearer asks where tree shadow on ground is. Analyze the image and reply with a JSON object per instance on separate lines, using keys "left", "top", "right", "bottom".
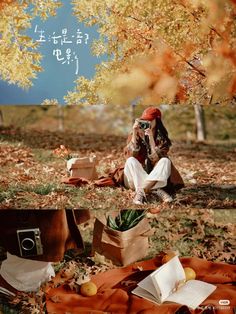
{"left": 0, "top": 126, "right": 125, "bottom": 151}
{"left": 174, "top": 184, "right": 236, "bottom": 209}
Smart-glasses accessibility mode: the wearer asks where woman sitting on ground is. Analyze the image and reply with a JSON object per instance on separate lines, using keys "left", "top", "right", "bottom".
{"left": 124, "top": 107, "right": 184, "bottom": 205}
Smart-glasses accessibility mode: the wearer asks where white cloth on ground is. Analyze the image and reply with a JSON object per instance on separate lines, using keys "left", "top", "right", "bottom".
{"left": 124, "top": 156, "right": 171, "bottom": 191}
{"left": 0, "top": 252, "right": 55, "bottom": 292}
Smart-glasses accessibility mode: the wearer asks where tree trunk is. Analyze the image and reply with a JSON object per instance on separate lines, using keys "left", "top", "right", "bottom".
{"left": 194, "top": 104, "right": 206, "bottom": 142}
{"left": 131, "top": 104, "right": 135, "bottom": 124}
{"left": 57, "top": 105, "right": 64, "bottom": 132}
{"left": 0, "top": 110, "right": 3, "bottom": 127}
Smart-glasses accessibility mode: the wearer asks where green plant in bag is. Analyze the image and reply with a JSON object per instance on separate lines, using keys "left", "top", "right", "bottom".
{"left": 107, "top": 209, "right": 146, "bottom": 231}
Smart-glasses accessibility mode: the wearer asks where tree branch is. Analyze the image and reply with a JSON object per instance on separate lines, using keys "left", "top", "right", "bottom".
{"left": 116, "top": 9, "right": 206, "bottom": 77}
{"left": 179, "top": 54, "right": 206, "bottom": 77}
{"left": 209, "top": 26, "right": 223, "bottom": 38}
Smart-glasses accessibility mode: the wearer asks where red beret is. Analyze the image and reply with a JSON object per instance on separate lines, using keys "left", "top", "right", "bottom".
{"left": 140, "top": 107, "right": 162, "bottom": 121}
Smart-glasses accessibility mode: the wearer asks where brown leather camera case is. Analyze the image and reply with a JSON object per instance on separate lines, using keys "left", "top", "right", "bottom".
{"left": 0, "top": 209, "right": 85, "bottom": 262}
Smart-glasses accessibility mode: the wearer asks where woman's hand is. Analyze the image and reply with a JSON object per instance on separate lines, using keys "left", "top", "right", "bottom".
{"left": 133, "top": 119, "right": 145, "bottom": 139}
{"left": 131, "top": 119, "right": 141, "bottom": 147}
{"left": 132, "top": 119, "right": 140, "bottom": 132}
{"left": 144, "top": 127, "right": 153, "bottom": 138}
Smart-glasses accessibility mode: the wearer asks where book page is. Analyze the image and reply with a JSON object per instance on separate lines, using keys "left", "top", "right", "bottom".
{"left": 165, "top": 280, "right": 216, "bottom": 309}
{"left": 136, "top": 270, "right": 161, "bottom": 301}
{"left": 132, "top": 286, "right": 161, "bottom": 305}
{"left": 151, "top": 256, "right": 185, "bottom": 302}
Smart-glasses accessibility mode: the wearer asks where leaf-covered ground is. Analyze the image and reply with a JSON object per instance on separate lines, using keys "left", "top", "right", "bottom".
{"left": 0, "top": 127, "right": 235, "bottom": 313}
{"left": 0, "top": 126, "right": 235, "bottom": 210}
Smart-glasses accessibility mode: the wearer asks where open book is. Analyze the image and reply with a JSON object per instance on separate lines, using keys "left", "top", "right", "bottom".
{"left": 132, "top": 256, "right": 216, "bottom": 310}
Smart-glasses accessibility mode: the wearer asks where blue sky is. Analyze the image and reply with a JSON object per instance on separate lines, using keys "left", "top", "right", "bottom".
{"left": 0, "top": 1, "right": 100, "bottom": 105}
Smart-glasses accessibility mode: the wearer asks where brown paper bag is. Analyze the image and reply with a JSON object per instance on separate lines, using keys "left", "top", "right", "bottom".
{"left": 67, "top": 156, "right": 98, "bottom": 180}
{"left": 92, "top": 212, "right": 152, "bottom": 266}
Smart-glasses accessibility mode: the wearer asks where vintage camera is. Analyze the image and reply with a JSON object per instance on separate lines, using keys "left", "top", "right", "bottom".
{"left": 17, "top": 228, "right": 43, "bottom": 257}
{"left": 138, "top": 119, "right": 151, "bottom": 130}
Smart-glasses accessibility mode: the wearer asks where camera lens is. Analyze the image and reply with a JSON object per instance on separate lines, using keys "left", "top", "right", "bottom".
{"left": 139, "top": 121, "right": 149, "bottom": 129}
{"left": 21, "top": 238, "right": 35, "bottom": 251}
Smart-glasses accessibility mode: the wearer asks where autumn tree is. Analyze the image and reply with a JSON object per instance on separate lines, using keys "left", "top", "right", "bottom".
{"left": 69, "top": 0, "right": 236, "bottom": 140}
{"left": 0, "top": 0, "right": 62, "bottom": 129}
{"left": 0, "top": 0, "right": 62, "bottom": 89}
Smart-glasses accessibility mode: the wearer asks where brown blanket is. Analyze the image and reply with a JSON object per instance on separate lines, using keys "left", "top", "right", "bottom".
{"left": 62, "top": 166, "right": 125, "bottom": 187}
{"left": 46, "top": 256, "right": 236, "bottom": 314}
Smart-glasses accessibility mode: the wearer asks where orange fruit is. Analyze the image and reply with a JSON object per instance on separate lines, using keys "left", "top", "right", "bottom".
{"left": 149, "top": 207, "right": 160, "bottom": 214}
{"left": 184, "top": 267, "right": 196, "bottom": 281}
{"left": 161, "top": 252, "right": 176, "bottom": 264}
{"left": 80, "top": 281, "right": 98, "bottom": 297}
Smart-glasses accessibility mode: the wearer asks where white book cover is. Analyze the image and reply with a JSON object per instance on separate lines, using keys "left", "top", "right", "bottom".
{"left": 132, "top": 256, "right": 216, "bottom": 309}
